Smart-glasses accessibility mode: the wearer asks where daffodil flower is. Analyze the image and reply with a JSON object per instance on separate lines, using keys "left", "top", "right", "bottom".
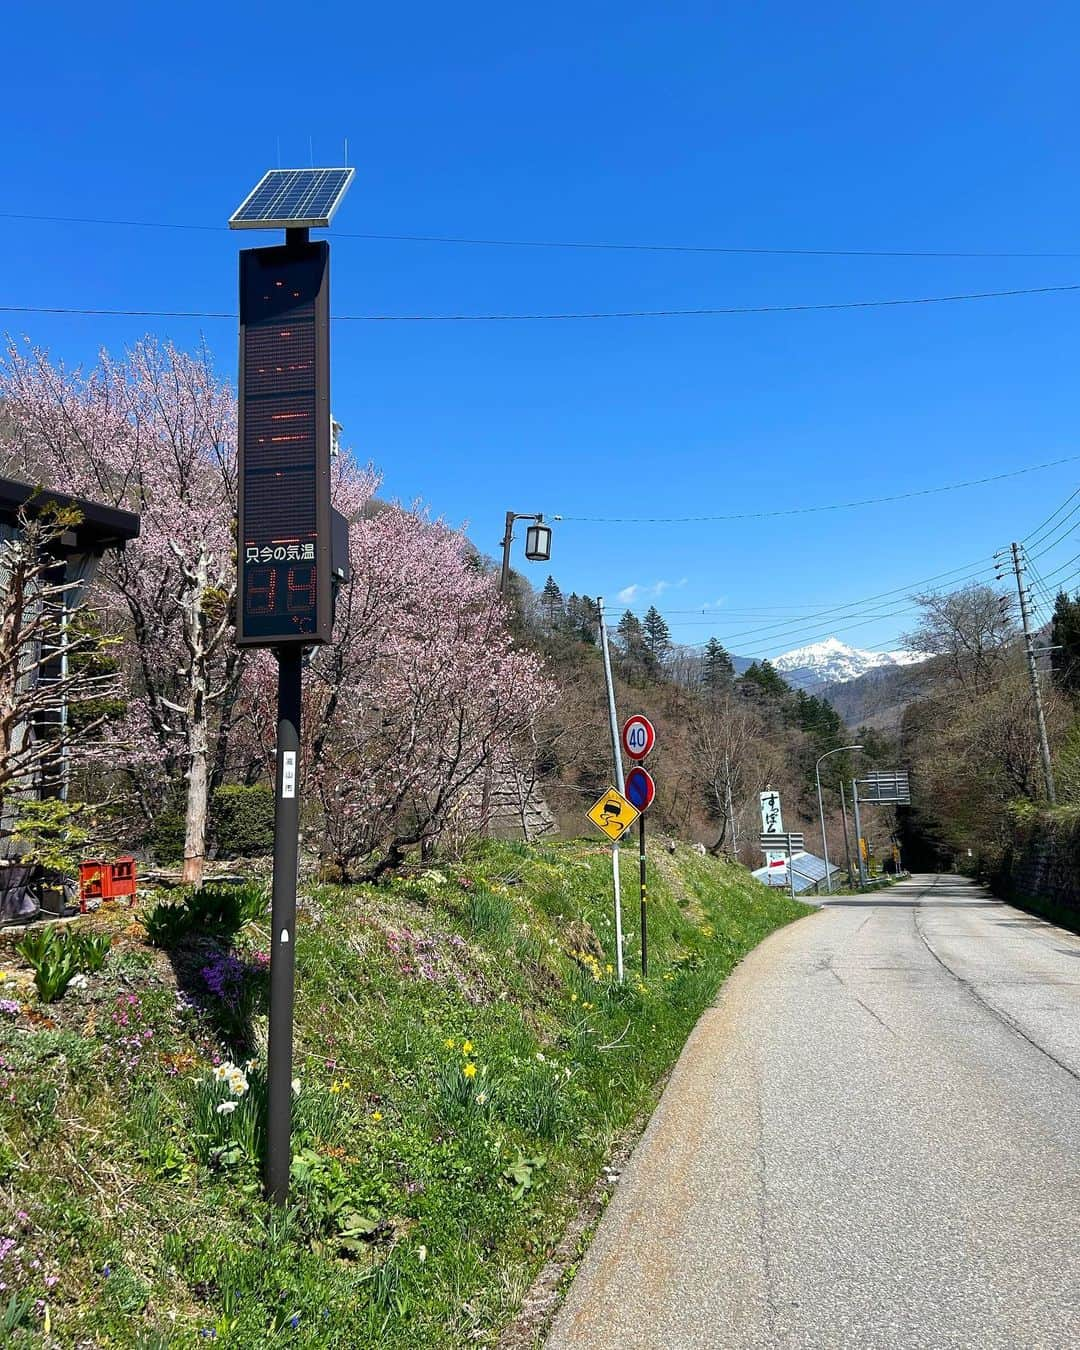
{"left": 463, "top": 1062, "right": 477, "bottom": 1079}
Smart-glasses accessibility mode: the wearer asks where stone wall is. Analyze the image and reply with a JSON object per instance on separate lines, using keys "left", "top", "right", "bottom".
{"left": 996, "top": 810, "right": 1080, "bottom": 919}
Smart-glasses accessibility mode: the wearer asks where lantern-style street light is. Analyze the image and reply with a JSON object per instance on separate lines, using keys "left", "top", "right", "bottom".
{"left": 499, "top": 511, "right": 554, "bottom": 595}
{"left": 816, "top": 744, "right": 863, "bottom": 894}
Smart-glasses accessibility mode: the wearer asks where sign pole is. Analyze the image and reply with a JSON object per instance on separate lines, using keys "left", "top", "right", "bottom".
{"left": 596, "top": 598, "right": 625, "bottom": 982}
{"left": 788, "top": 841, "right": 796, "bottom": 901}
{"left": 639, "top": 809, "right": 648, "bottom": 977}
{"left": 265, "top": 646, "right": 302, "bottom": 1204}
{"left": 851, "top": 779, "right": 867, "bottom": 888}
{"left": 839, "top": 780, "right": 855, "bottom": 888}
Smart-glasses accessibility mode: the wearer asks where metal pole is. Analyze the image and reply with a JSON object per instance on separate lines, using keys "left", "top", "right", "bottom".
{"left": 788, "top": 840, "right": 796, "bottom": 901}
{"left": 851, "top": 779, "right": 867, "bottom": 888}
{"left": 265, "top": 646, "right": 302, "bottom": 1204}
{"left": 499, "top": 510, "right": 516, "bottom": 598}
{"left": 1010, "top": 541, "right": 1056, "bottom": 804}
{"left": 815, "top": 760, "right": 830, "bottom": 894}
{"left": 724, "top": 753, "right": 738, "bottom": 859}
{"left": 639, "top": 810, "right": 648, "bottom": 977}
{"left": 597, "top": 597, "right": 625, "bottom": 981}
{"left": 839, "top": 779, "right": 854, "bottom": 888}
{"left": 815, "top": 745, "right": 862, "bottom": 894}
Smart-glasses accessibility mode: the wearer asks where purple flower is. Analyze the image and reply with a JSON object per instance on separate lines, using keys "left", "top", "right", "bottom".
{"left": 0, "top": 999, "right": 20, "bottom": 1016}
{"left": 290, "top": 1314, "right": 300, "bottom": 1330}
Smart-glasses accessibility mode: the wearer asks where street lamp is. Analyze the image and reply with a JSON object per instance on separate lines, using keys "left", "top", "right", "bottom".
{"left": 816, "top": 744, "right": 862, "bottom": 894}
{"left": 499, "top": 511, "right": 555, "bottom": 596}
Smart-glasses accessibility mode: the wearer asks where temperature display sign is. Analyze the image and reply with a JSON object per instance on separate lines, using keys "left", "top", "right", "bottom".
{"left": 236, "top": 241, "right": 332, "bottom": 646}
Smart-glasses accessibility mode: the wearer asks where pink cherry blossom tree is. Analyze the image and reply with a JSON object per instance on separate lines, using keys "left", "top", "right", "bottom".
{"left": 1, "top": 337, "right": 237, "bottom": 883}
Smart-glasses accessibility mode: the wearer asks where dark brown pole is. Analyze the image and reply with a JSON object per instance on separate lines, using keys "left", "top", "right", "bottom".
{"left": 639, "top": 810, "right": 648, "bottom": 977}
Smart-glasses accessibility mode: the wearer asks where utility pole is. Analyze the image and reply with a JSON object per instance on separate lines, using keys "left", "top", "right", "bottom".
{"left": 723, "top": 753, "right": 738, "bottom": 860}
{"left": 597, "top": 597, "right": 626, "bottom": 982}
{"left": 1007, "top": 542, "right": 1056, "bottom": 804}
{"left": 839, "top": 780, "right": 855, "bottom": 889}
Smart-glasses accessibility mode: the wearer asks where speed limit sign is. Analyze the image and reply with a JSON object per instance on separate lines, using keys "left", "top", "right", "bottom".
{"left": 622, "top": 715, "right": 655, "bottom": 761}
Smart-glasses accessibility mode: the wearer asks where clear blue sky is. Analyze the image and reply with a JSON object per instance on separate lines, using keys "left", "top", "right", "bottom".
{"left": 5, "top": 0, "right": 1080, "bottom": 658}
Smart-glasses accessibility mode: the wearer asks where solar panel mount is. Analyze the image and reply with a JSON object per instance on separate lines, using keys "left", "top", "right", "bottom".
{"left": 229, "top": 168, "right": 355, "bottom": 230}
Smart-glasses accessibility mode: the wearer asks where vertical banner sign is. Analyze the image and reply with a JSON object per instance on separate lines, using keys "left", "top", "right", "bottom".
{"left": 759, "top": 789, "right": 783, "bottom": 835}
{"left": 237, "top": 242, "right": 332, "bottom": 647}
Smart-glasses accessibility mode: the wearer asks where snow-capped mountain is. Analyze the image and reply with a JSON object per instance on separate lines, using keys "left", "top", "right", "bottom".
{"left": 771, "top": 637, "right": 921, "bottom": 690}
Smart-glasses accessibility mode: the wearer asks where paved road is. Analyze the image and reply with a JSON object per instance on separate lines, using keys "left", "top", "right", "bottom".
{"left": 548, "top": 875, "right": 1080, "bottom": 1349}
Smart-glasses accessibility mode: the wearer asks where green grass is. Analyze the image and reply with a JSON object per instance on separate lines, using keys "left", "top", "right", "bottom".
{"left": 0, "top": 838, "right": 810, "bottom": 1348}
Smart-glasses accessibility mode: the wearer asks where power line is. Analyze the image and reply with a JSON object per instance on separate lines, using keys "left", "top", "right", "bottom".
{"left": 560, "top": 454, "right": 1080, "bottom": 524}
{"left": 651, "top": 561, "right": 999, "bottom": 653}
{"left": 1021, "top": 483, "right": 1080, "bottom": 548}
{"left": 2, "top": 281, "right": 1079, "bottom": 326}
{"left": 2, "top": 210, "right": 1079, "bottom": 260}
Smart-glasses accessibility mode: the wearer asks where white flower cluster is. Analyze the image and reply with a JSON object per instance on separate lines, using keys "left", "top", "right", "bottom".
{"left": 213, "top": 1061, "right": 250, "bottom": 1097}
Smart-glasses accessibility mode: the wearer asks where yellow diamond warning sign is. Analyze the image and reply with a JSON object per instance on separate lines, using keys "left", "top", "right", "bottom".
{"left": 587, "top": 787, "right": 640, "bottom": 841}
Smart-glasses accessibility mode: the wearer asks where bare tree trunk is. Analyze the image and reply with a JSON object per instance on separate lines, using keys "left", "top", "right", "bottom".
{"left": 182, "top": 724, "right": 209, "bottom": 885}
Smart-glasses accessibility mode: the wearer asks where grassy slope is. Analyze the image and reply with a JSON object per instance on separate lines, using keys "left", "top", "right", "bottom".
{"left": 0, "top": 840, "right": 810, "bottom": 1348}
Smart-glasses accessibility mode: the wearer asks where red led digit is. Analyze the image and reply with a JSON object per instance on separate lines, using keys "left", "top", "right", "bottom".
{"left": 246, "top": 565, "right": 277, "bottom": 615}
{"left": 286, "top": 565, "right": 317, "bottom": 613}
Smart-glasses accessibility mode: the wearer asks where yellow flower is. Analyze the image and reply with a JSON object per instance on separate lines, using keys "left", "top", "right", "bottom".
{"left": 463, "top": 1062, "right": 477, "bottom": 1079}
{"left": 461, "top": 1040, "right": 474, "bottom": 1056}
{"left": 371, "top": 1110, "right": 383, "bottom": 1122}
{"left": 341, "top": 1078, "right": 351, "bottom": 1089}
{"left": 444, "top": 1038, "right": 456, "bottom": 1049}
{"left": 605, "top": 963, "right": 613, "bottom": 974}
{"left": 330, "top": 1080, "right": 342, "bottom": 1094}
{"left": 570, "top": 992, "right": 578, "bottom": 1003}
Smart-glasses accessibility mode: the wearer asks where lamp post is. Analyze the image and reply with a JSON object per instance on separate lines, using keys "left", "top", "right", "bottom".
{"left": 816, "top": 744, "right": 862, "bottom": 894}
{"left": 499, "top": 511, "right": 553, "bottom": 597}
{"left": 482, "top": 511, "right": 555, "bottom": 836}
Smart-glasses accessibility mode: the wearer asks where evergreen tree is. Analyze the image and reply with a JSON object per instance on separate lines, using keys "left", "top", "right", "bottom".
{"left": 539, "top": 575, "right": 564, "bottom": 631}
{"left": 738, "top": 659, "right": 790, "bottom": 700}
{"left": 642, "top": 606, "right": 672, "bottom": 663}
{"left": 616, "top": 610, "right": 652, "bottom": 679}
{"left": 702, "top": 637, "right": 735, "bottom": 692}
{"left": 1051, "top": 589, "right": 1080, "bottom": 694}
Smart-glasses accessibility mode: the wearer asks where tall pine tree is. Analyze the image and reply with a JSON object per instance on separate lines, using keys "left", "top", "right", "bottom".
{"left": 702, "top": 637, "right": 734, "bottom": 691}
{"left": 642, "top": 606, "right": 672, "bottom": 663}
{"left": 539, "top": 575, "right": 564, "bottom": 631}
{"left": 1051, "top": 589, "right": 1080, "bottom": 694}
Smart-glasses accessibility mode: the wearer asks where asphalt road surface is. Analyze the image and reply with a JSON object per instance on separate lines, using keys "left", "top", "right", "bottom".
{"left": 547, "top": 875, "right": 1080, "bottom": 1349}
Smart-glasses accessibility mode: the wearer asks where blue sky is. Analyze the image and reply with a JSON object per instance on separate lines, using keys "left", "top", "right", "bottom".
{"left": 4, "top": 0, "right": 1080, "bottom": 658}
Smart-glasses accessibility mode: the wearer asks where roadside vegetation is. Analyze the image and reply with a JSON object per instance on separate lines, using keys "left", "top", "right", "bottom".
{"left": 0, "top": 839, "right": 809, "bottom": 1348}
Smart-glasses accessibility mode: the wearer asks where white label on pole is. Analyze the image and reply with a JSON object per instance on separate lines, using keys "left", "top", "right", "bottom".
{"left": 281, "top": 751, "right": 297, "bottom": 799}
{"left": 759, "top": 790, "right": 783, "bottom": 835}
{"left": 280, "top": 928, "right": 290, "bottom": 944}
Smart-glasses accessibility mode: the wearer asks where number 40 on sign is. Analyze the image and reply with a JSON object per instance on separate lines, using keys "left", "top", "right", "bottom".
{"left": 622, "top": 715, "right": 655, "bottom": 761}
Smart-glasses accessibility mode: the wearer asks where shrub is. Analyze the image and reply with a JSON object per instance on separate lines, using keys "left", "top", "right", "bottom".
{"left": 14, "top": 926, "right": 111, "bottom": 1003}
{"left": 142, "top": 881, "right": 267, "bottom": 947}
{"left": 209, "top": 785, "right": 275, "bottom": 859}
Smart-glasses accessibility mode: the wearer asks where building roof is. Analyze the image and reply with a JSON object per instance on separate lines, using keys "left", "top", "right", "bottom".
{"left": 0, "top": 477, "right": 140, "bottom": 551}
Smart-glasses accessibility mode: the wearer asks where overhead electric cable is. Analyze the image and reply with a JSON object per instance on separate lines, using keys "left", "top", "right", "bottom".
{"left": 559, "top": 454, "right": 1080, "bottom": 524}
{"left": 1021, "top": 484, "right": 1080, "bottom": 548}
{"left": 1, "top": 281, "right": 1079, "bottom": 325}
{"left": 2, "top": 210, "right": 1079, "bottom": 260}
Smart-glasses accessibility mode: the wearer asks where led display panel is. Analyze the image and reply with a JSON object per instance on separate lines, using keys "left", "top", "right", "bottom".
{"left": 237, "top": 242, "right": 332, "bottom": 645}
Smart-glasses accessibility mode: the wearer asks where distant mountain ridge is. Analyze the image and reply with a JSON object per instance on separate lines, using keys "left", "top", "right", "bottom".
{"left": 770, "top": 638, "right": 921, "bottom": 690}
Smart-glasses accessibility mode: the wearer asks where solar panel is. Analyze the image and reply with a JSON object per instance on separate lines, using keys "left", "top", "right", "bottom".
{"left": 229, "top": 168, "right": 355, "bottom": 230}
{"left": 752, "top": 851, "right": 840, "bottom": 895}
